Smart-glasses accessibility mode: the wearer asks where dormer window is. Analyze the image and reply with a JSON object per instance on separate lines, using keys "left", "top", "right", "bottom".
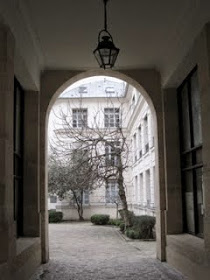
{"left": 79, "top": 86, "right": 88, "bottom": 94}
{"left": 105, "top": 87, "right": 115, "bottom": 94}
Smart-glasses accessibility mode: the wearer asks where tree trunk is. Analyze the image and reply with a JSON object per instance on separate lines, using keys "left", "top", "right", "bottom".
{"left": 116, "top": 203, "right": 118, "bottom": 219}
{"left": 78, "top": 202, "right": 84, "bottom": 221}
{"left": 73, "top": 190, "right": 85, "bottom": 221}
{"left": 118, "top": 158, "right": 132, "bottom": 227}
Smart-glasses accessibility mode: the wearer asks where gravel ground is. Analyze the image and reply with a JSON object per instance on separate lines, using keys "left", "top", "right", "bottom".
{"left": 30, "top": 222, "right": 187, "bottom": 280}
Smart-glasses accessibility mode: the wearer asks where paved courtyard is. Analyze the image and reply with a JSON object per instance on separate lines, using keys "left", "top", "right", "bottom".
{"left": 31, "top": 222, "right": 186, "bottom": 280}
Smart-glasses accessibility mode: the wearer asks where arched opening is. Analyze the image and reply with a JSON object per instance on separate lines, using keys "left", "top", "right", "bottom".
{"left": 40, "top": 69, "right": 166, "bottom": 264}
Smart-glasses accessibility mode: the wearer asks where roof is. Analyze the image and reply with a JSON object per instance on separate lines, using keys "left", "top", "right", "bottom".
{"left": 60, "top": 76, "right": 127, "bottom": 98}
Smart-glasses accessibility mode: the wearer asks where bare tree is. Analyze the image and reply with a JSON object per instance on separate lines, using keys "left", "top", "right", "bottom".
{"left": 48, "top": 149, "right": 95, "bottom": 221}
{"left": 49, "top": 97, "right": 133, "bottom": 227}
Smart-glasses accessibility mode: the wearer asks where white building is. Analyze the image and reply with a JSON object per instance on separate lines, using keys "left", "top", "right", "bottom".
{"left": 48, "top": 76, "right": 155, "bottom": 219}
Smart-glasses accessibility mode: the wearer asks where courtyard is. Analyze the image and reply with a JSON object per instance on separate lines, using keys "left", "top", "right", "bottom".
{"left": 30, "top": 222, "right": 186, "bottom": 280}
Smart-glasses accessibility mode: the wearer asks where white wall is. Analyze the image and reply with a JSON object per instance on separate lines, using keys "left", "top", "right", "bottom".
{"left": 48, "top": 81, "right": 155, "bottom": 219}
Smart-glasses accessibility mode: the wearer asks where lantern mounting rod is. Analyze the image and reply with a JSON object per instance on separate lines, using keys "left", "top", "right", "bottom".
{"left": 104, "top": 0, "right": 109, "bottom": 31}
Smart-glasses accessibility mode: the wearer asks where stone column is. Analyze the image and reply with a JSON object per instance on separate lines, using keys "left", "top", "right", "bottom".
{"left": 163, "top": 88, "right": 183, "bottom": 234}
{"left": 154, "top": 109, "right": 167, "bottom": 261}
{"left": 23, "top": 91, "right": 40, "bottom": 236}
{"left": 39, "top": 109, "right": 49, "bottom": 263}
{"left": 0, "top": 23, "right": 15, "bottom": 263}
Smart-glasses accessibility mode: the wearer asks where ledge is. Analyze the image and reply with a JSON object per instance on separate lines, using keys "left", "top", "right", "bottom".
{"left": 16, "top": 237, "right": 41, "bottom": 256}
{"left": 167, "top": 234, "right": 205, "bottom": 265}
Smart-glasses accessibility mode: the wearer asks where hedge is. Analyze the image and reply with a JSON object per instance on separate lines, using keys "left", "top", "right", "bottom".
{"left": 91, "top": 214, "right": 110, "bottom": 225}
{"left": 49, "top": 211, "right": 63, "bottom": 223}
{"left": 126, "top": 215, "right": 156, "bottom": 239}
{"left": 108, "top": 219, "right": 123, "bottom": 226}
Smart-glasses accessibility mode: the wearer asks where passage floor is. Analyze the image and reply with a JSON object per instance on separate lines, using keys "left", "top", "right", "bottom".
{"left": 30, "top": 222, "right": 186, "bottom": 280}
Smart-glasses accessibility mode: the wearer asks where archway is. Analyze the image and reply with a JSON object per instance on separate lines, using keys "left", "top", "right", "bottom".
{"left": 40, "top": 69, "right": 166, "bottom": 263}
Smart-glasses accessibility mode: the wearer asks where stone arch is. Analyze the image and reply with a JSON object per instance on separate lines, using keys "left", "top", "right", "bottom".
{"left": 40, "top": 69, "right": 166, "bottom": 263}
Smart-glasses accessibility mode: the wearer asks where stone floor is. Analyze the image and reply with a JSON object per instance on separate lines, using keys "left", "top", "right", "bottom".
{"left": 30, "top": 222, "right": 187, "bottom": 280}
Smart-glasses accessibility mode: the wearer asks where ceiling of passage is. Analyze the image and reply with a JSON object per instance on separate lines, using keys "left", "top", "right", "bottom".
{"left": 5, "top": 0, "right": 210, "bottom": 83}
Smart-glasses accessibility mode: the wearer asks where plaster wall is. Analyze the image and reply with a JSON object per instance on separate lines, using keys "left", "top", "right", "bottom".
{"left": 163, "top": 23, "right": 210, "bottom": 279}
{"left": 0, "top": 0, "right": 42, "bottom": 90}
{"left": 57, "top": 205, "right": 119, "bottom": 221}
{"left": 0, "top": 23, "right": 42, "bottom": 280}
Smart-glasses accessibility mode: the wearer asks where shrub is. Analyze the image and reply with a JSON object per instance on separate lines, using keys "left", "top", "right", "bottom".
{"left": 119, "top": 222, "right": 125, "bottom": 232}
{"left": 91, "top": 214, "right": 110, "bottom": 225}
{"left": 125, "top": 228, "right": 134, "bottom": 239}
{"left": 118, "top": 210, "right": 135, "bottom": 224}
{"left": 125, "top": 228, "right": 140, "bottom": 239}
{"left": 49, "top": 211, "right": 63, "bottom": 223}
{"left": 108, "top": 219, "right": 123, "bottom": 226}
{"left": 132, "top": 215, "right": 156, "bottom": 239}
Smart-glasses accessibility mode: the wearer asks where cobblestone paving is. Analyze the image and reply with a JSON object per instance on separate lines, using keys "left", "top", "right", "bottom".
{"left": 31, "top": 222, "right": 186, "bottom": 280}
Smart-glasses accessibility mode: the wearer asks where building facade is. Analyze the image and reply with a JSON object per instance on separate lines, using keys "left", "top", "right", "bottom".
{"left": 48, "top": 77, "right": 155, "bottom": 219}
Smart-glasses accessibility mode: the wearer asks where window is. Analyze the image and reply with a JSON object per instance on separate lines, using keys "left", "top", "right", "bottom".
{"left": 105, "top": 141, "right": 120, "bottom": 166}
{"left": 138, "top": 125, "right": 142, "bottom": 158}
{"left": 146, "top": 169, "right": 151, "bottom": 207}
{"left": 104, "top": 108, "right": 120, "bottom": 128}
{"left": 144, "top": 115, "right": 149, "bottom": 153}
{"left": 83, "top": 190, "right": 89, "bottom": 204}
{"left": 133, "top": 133, "right": 137, "bottom": 161}
{"left": 79, "top": 86, "right": 88, "bottom": 94}
{"left": 132, "top": 94, "right": 136, "bottom": 109}
{"left": 151, "top": 136, "right": 155, "bottom": 148}
{"left": 50, "top": 195, "right": 57, "bottom": 203}
{"left": 106, "top": 181, "right": 119, "bottom": 203}
{"left": 14, "top": 78, "right": 24, "bottom": 237}
{"left": 71, "top": 148, "right": 89, "bottom": 163}
{"left": 135, "top": 175, "right": 138, "bottom": 203}
{"left": 72, "top": 109, "right": 87, "bottom": 128}
{"left": 177, "top": 67, "right": 203, "bottom": 237}
{"left": 139, "top": 173, "right": 143, "bottom": 205}
{"left": 105, "top": 87, "right": 115, "bottom": 94}
{"left": 151, "top": 166, "right": 155, "bottom": 208}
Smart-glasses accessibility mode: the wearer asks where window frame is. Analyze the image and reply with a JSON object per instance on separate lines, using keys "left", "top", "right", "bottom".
{"left": 105, "top": 180, "right": 119, "bottom": 204}
{"left": 104, "top": 108, "right": 120, "bottom": 128}
{"left": 14, "top": 78, "right": 24, "bottom": 237}
{"left": 105, "top": 141, "right": 120, "bottom": 166}
{"left": 72, "top": 108, "right": 88, "bottom": 128}
{"left": 177, "top": 66, "right": 204, "bottom": 238}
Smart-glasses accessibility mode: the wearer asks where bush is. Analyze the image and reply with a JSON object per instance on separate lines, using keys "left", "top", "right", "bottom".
{"left": 119, "top": 222, "right": 125, "bottom": 232}
{"left": 131, "top": 215, "right": 156, "bottom": 239}
{"left": 118, "top": 210, "right": 135, "bottom": 223}
{"left": 91, "top": 214, "right": 110, "bottom": 225}
{"left": 108, "top": 219, "right": 123, "bottom": 226}
{"left": 125, "top": 228, "right": 140, "bottom": 239}
{"left": 49, "top": 211, "right": 63, "bottom": 223}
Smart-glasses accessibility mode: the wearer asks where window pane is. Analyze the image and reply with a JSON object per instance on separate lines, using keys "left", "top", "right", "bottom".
{"left": 14, "top": 79, "right": 24, "bottom": 237}
{"left": 180, "top": 84, "right": 191, "bottom": 151}
{"left": 104, "top": 108, "right": 120, "bottom": 127}
{"left": 195, "top": 168, "right": 203, "bottom": 235}
{"left": 182, "top": 153, "right": 192, "bottom": 168}
{"left": 50, "top": 195, "right": 57, "bottom": 203}
{"left": 72, "top": 109, "right": 87, "bottom": 127}
{"left": 195, "top": 148, "right": 202, "bottom": 165}
{"left": 178, "top": 68, "right": 203, "bottom": 237}
{"left": 183, "top": 171, "right": 195, "bottom": 233}
{"left": 191, "top": 72, "right": 202, "bottom": 146}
